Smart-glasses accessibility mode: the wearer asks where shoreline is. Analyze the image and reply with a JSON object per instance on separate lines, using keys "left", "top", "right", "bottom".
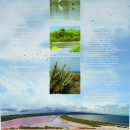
{"left": 59, "top": 115, "right": 129, "bottom": 130}
{"left": 52, "top": 42, "right": 80, "bottom": 44}
{"left": 1, "top": 115, "right": 129, "bottom": 130}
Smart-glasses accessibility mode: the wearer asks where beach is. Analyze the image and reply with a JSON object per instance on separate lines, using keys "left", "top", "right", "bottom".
{"left": 1, "top": 115, "right": 129, "bottom": 130}
{"left": 59, "top": 116, "right": 129, "bottom": 130}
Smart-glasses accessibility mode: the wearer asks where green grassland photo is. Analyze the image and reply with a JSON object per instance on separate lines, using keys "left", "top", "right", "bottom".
{"left": 50, "top": 26, "right": 80, "bottom": 53}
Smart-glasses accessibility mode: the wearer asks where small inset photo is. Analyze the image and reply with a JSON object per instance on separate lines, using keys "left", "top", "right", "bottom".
{"left": 50, "top": 0, "right": 80, "bottom": 21}
{"left": 50, "top": 57, "right": 80, "bottom": 94}
{"left": 50, "top": 26, "right": 81, "bottom": 53}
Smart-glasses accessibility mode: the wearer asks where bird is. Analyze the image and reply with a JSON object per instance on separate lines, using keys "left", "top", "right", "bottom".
{"left": 92, "top": 20, "right": 94, "bottom": 22}
{"left": 58, "top": 4, "right": 63, "bottom": 10}
{"left": 71, "top": 2, "right": 75, "bottom": 6}
{"left": 58, "top": 0, "right": 62, "bottom": 2}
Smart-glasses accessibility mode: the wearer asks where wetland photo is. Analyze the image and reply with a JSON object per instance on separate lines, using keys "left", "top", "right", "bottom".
{"left": 50, "top": 26, "right": 80, "bottom": 53}
{"left": 50, "top": 0, "right": 80, "bottom": 21}
{"left": 50, "top": 57, "right": 80, "bottom": 94}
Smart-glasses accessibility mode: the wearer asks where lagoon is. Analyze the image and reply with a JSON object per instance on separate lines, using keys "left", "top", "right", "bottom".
{"left": 68, "top": 114, "right": 129, "bottom": 126}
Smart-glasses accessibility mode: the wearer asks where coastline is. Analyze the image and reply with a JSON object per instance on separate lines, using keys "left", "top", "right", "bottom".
{"left": 59, "top": 116, "right": 129, "bottom": 130}
{"left": 1, "top": 115, "right": 129, "bottom": 130}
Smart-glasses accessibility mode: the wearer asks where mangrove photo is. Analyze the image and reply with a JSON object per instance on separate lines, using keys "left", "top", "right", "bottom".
{"left": 50, "top": 26, "right": 80, "bottom": 52}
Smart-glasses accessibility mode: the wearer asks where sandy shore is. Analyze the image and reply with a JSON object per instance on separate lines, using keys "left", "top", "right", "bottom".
{"left": 59, "top": 117, "right": 129, "bottom": 130}
{"left": 1, "top": 115, "right": 129, "bottom": 130}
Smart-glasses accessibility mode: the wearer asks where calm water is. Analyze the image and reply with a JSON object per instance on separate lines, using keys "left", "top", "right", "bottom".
{"left": 50, "top": 0, "right": 80, "bottom": 21}
{"left": 69, "top": 71, "right": 80, "bottom": 73}
{"left": 1, "top": 115, "right": 68, "bottom": 129}
{"left": 51, "top": 43, "right": 79, "bottom": 52}
{"left": 1, "top": 114, "right": 129, "bottom": 129}
{"left": 68, "top": 114, "right": 129, "bottom": 126}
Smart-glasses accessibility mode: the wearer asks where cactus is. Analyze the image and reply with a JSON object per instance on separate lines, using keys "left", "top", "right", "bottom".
{"left": 50, "top": 62, "right": 73, "bottom": 93}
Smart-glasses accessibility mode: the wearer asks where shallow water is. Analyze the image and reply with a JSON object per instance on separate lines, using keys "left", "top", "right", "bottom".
{"left": 50, "top": 0, "right": 80, "bottom": 21}
{"left": 51, "top": 43, "right": 79, "bottom": 52}
{"left": 1, "top": 115, "right": 69, "bottom": 129}
{"left": 68, "top": 114, "right": 129, "bottom": 126}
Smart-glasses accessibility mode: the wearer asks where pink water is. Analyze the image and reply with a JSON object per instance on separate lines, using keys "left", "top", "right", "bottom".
{"left": 2, "top": 115, "right": 93, "bottom": 129}
{"left": 1, "top": 115, "right": 62, "bottom": 128}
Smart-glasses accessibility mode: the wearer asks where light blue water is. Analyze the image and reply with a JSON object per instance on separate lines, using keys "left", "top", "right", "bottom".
{"left": 68, "top": 114, "right": 129, "bottom": 126}
{"left": 69, "top": 71, "right": 80, "bottom": 73}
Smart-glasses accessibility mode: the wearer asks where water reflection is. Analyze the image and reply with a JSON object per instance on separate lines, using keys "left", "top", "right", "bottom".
{"left": 51, "top": 43, "right": 79, "bottom": 52}
{"left": 1, "top": 115, "right": 70, "bottom": 129}
{"left": 50, "top": 0, "right": 80, "bottom": 21}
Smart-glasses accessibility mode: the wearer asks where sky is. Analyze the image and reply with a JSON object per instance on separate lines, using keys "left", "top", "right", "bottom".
{"left": 0, "top": 0, "right": 130, "bottom": 117}
{"left": 50, "top": 57, "right": 80, "bottom": 71}
{"left": 50, "top": 26, "right": 80, "bottom": 32}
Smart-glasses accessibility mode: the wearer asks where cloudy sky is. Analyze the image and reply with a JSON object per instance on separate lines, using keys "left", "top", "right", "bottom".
{"left": 0, "top": 0, "right": 129, "bottom": 117}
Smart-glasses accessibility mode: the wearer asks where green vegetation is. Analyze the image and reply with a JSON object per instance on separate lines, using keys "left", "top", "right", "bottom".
{"left": 44, "top": 126, "right": 63, "bottom": 129}
{"left": 69, "top": 45, "right": 80, "bottom": 52}
{"left": 60, "top": 115, "right": 128, "bottom": 128}
{"left": 50, "top": 47, "right": 59, "bottom": 50}
{"left": 17, "top": 126, "right": 43, "bottom": 129}
{"left": 50, "top": 42, "right": 59, "bottom": 50}
{"left": 50, "top": 28, "right": 80, "bottom": 52}
{"left": 50, "top": 28, "right": 80, "bottom": 43}
{"left": 50, "top": 62, "right": 73, "bottom": 94}
{"left": 50, "top": 62, "right": 80, "bottom": 94}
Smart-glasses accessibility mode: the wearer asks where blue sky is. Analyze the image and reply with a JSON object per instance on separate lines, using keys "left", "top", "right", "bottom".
{"left": 50, "top": 26, "right": 80, "bottom": 32}
{"left": 50, "top": 57, "right": 80, "bottom": 71}
{"left": 0, "top": 0, "right": 129, "bottom": 117}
